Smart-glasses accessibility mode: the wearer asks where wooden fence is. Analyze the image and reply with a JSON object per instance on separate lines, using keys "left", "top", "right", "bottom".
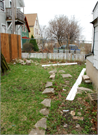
{"left": 1, "top": 33, "right": 21, "bottom": 63}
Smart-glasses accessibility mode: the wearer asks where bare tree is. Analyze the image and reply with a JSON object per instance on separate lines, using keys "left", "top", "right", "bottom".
{"left": 40, "top": 25, "right": 48, "bottom": 39}
{"left": 47, "top": 15, "right": 68, "bottom": 46}
{"left": 47, "top": 15, "right": 81, "bottom": 47}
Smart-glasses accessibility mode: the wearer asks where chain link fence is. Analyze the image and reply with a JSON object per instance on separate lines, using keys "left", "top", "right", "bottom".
{"left": 22, "top": 38, "right": 92, "bottom": 55}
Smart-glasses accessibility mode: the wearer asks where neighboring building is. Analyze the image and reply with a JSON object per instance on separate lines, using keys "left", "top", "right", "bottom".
{"left": 0, "top": 0, "right": 25, "bottom": 35}
{"left": 25, "top": 13, "right": 41, "bottom": 39}
{"left": 86, "top": 1, "right": 98, "bottom": 90}
{"left": 22, "top": 16, "right": 30, "bottom": 48}
{"left": 22, "top": 16, "right": 30, "bottom": 38}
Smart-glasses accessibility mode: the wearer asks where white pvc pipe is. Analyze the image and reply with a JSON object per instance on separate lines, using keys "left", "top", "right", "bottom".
{"left": 42, "top": 63, "right": 77, "bottom": 67}
{"left": 66, "top": 68, "right": 86, "bottom": 101}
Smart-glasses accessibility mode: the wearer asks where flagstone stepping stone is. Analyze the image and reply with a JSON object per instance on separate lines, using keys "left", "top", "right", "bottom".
{"left": 40, "top": 108, "right": 49, "bottom": 115}
{"left": 59, "top": 70, "right": 65, "bottom": 73}
{"left": 61, "top": 74, "right": 72, "bottom": 78}
{"left": 35, "top": 118, "right": 47, "bottom": 129}
{"left": 45, "top": 82, "right": 52, "bottom": 88}
{"left": 49, "top": 74, "right": 55, "bottom": 79}
{"left": 49, "top": 70, "right": 57, "bottom": 74}
{"left": 42, "top": 88, "right": 54, "bottom": 94}
{"left": 41, "top": 99, "right": 51, "bottom": 107}
{"left": 29, "top": 128, "right": 45, "bottom": 135}
{"left": 77, "top": 87, "right": 93, "bottom": 92}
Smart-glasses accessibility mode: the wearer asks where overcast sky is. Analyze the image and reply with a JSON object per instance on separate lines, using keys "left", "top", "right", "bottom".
{"left": 24, "top": 0, "right": 97, "bottom": 41}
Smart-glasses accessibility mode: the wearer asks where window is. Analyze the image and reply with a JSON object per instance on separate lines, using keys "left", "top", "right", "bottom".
{"left": 35, "top": 28, "right": 38, "bottom": 35}
{"left": 0, "top": 0, "right": 4, "bottom": 11}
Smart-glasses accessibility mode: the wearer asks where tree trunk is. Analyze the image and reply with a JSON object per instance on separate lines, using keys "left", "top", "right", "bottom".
{"left": 1, "top": 53, "right": 10, "bottom": 73}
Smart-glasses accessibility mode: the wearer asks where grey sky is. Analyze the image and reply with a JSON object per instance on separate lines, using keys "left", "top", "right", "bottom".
{"left": 24, "top": 0, "right": 97, "bottom": 41}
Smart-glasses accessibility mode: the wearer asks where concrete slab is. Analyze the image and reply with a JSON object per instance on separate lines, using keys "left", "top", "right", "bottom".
{"left": 41, "top": 99, "right": 51, "bottom": 107}
{"left": 42, "top": 88, "right": 54, "bottom": 94}
{"left": 40, "top": 108, "right": 49, "bottom": 115}
{"left": 61, "top": 74, "right": 72, "bottom": 78}
{"left": 45, "top": 82, "right": 52, "bottom": 88}
{"left": 35, "top": 118, "right": 47, "bottom": 129}
{"left": 42, "top": 63, "right": 77, "bottom": 67}
{"left": 29, "top": 128, "right": 45, "bottom": 135}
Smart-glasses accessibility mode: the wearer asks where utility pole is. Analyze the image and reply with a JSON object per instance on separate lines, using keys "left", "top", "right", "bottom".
{"left": 12, "top": 0, "right": 15, "bottom": 34}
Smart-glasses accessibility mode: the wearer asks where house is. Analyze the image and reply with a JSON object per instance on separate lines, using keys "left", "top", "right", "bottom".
{"left": 25, "top": 13, "right": 41, "bottom": 39}
{"left": 22, "top": 16, "right": 30, "bottom": 48}
{"left": 86, "top": 1, "right": 98, "bottom": 90}
{"left": 0, "top": 0, "right": 25, "bottom": 35}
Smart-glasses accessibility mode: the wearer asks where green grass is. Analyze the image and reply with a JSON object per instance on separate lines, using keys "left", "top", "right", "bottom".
{"left": 1, "top": 59, "right": 97, "bottom": 134}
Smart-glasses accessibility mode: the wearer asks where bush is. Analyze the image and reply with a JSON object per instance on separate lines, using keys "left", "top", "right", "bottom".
{"left": 23, "top": 43, "right": 33, "bottom": 52}
{"left": 29, "top": 35, "right": 39, "bottom": 51}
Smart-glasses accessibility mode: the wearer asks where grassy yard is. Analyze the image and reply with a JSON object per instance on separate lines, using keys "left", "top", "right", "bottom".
{"left": 1, "top": 59, "right": 97, "bottom": 134}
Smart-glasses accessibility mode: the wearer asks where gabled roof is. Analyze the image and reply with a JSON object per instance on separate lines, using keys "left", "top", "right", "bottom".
{"left": 24, "top": 16, "right": 30, "bottom": 32}
{"left": 25, "top": 14, "right": 37, "bottom": 26}
{"left": 93, "top": 1, "right": 98, "bottom": 12}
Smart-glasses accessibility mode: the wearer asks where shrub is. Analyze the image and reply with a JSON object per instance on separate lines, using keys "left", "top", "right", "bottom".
{"left": 29, "top": 35, "right": 39, "bottom": 51}
{"left": 23, "top": 43, "right": 33, "bottom": 52}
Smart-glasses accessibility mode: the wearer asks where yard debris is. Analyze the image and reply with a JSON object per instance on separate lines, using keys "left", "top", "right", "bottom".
{"left": 77, "top": 112, "right": 82, "bottom": 116}
{"left": 77, "top": 87, "right": 93, "bottom": 93}
{"left": 29, "top": 128, "right": 45, "bottom": 135}
{"left": 62, "top": 88, "right": 66, "bottom": 91}
{"left": 63, "top": 109, "right": 69, "bottom": 112}
{"left": 61, "top": 74, "right": 72, "bottom": 78}
{"left": 40, "top": 108, "right": 49, "bottom": 115}
{"left": 45, "top": 82, "right": 52, "bottom": 88}
{"left": 82, "top": 75, "right": 92, "bottom": 84}
{"left": 82, "top": 75, "right": 90, "bottom": 81}
{"left": 63, "top": 124, "right": 68, "bottom": 128}
{"left": 73, "top": 116, "right": 84, "bottom": 120}
{"left": 18, "top": 59, "right": 24, "bottom": 63}
{"left": 35, "top": 118, "right": 47, "bottom": 129}
{"left": 76, "top": 124, "right": 80, "bottom": 128}
{"left": 21, "top": 62, "right": 26, "bottom": 65}
{"left": 49, "top": 73, "right": 55, "bottom": 80}
{"left": 13, "top": 62, "right": 16, "bottom": 65}
{"left": 42, "top": 88, "right": 55, "bottom": 94}
{"left": 70, "top": 111, "right": 75, "bottom": 116}
{"left": 41, "top": 99, "right": 51, "bottom": 107}
{"left": 26, "top": 60, "right": 31, "bottom": 65}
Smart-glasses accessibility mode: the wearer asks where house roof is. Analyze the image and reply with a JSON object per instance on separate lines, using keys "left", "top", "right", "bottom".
{"left": 90, "top": 17, "right": 98, "bottom": 24}
{"left": 93, "top": 1, "right": 98, "bottom": 12}
{"left": 24, "top": 16, "right": 30, "bottom": 32}
{"left": 25, "top": 14, "right": 37, "bottom": 26}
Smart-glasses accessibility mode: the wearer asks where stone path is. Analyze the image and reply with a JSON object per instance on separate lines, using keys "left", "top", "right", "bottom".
{"left": 29, "top": 69, "right": 85, "bottom": 134}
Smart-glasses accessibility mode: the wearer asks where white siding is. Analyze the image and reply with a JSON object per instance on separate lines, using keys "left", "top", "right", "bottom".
{"left": 94, "top": 26, "right": 98, "bottom": 70}
{"left": 93, "top": 4, "right": 98, "bottom": 20}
